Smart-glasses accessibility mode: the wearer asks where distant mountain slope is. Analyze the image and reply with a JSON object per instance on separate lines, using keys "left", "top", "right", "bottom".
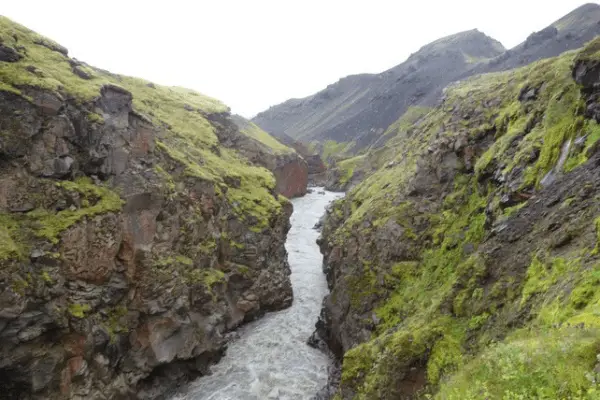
{"left": 470, "top": 2, "right": 600, "bottom": 74}
{"left": 253, "top": 29, "right": 504, "bottom": 150}
{"left": 253, "top": 3, "right": 600, "bottom": 154}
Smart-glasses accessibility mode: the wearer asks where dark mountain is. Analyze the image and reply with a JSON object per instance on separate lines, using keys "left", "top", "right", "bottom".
{"left": 253, "top": 29, "right": 505, "bottom": 150}
{"left": 253, "top": 3, "right": 600, "bottom": 153}
{"left": 472, "top": 2, "right": 600, "bottom": 74}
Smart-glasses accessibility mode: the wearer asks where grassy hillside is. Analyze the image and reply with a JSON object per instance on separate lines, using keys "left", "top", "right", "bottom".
{"left": 320, "top": 38, "right": 600, "bottom": 399}
{"left": 0, "top": 15, "right": 287, "bottom": 229}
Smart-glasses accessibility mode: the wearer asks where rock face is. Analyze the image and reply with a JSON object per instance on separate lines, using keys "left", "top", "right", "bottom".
{"left": 315, "top": 38, "right": 600, "bottom": 399}
{"left": 229, "top": 115, "right": 308, "bottom": 198}
{"left": 255, "top": 130, "right": 327, "bottom": 186}
{"left": 0, "top": 17, "right": 294, "bottom": 399}
{"left": 253, "top": 3, "right": 600, "bottom": 162}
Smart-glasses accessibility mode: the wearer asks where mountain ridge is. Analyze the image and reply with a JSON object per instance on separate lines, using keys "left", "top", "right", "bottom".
{"left": 253, "top": 3, "right": 600, "bottom": 158}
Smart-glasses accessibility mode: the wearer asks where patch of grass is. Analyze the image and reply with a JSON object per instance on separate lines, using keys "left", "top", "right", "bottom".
{"left": 235, "top": 116, "right": 293, "bottom": 154}
{"left": 335, "top": 155, "right": 366, "bottom": 187}
{"left": 436, "top": 328, "right": 600, "bottom": 399}
{"left": 322, "top": 140, "right": 354, "bottom": 165}
{"left": 384, "top": 106, "right": 431, "bottom": 136}
{"left": 520, "top": 255, "right": 581, "bottom": 306}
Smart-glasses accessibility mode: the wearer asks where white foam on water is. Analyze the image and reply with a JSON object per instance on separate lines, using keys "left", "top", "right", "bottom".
{"left": 172, "top": 189, "right": 344, "bottom": 400}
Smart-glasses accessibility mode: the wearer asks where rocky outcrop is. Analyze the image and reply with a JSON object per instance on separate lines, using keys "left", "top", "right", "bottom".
{"left": 230, "top": 115, "right": 309, "bottom": 198}
{"left": 0, "top": 17, "right": 293, "bottom": 400}
{"left": 314, "top": 38, "right": 600, "bottom": 399}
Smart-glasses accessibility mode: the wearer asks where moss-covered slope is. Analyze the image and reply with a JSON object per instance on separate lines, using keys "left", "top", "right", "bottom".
{"left": 317, "top": 38, "right": 600, "bottom": 399}
{"left": 0, "top": 16, "right": 296, "bottom": 399}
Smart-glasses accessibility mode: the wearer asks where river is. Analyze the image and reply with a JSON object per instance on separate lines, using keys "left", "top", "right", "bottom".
{"left": 172, "top": 189, "right": 344, "bottom": 400}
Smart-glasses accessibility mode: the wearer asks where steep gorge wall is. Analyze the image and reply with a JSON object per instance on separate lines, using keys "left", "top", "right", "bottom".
{"left": 316, "top": 39, "right": 600, "bottom": 399}
{"left": 0, "top": 17, "right": 294, "bottom": 399}
{"left": 230, "top": 116, "right": 309, "bottom": 198}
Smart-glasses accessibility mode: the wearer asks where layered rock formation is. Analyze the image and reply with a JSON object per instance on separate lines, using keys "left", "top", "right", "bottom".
{"left": 0, "top": 17, "right": 295, "bottom": 399}
{"left": 316, "top": 37, "right": 600, "bottom": 398}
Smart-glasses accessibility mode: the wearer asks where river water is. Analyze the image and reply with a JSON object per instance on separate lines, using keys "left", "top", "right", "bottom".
{"left": 173, "top": 189, "right": 344, "bottom": 400}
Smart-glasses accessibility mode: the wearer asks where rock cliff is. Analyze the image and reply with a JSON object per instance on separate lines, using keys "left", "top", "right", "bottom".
{"left": 230, "top": 115, "right": 309, "bottom": 198}
{"left": 316, "top": 37, "right": 600, "bottom": 399}
{"left": 0, "top": 16, "right": 295, "bottom": 399}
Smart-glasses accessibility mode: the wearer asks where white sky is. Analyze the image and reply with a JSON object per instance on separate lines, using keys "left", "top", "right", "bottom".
{"left": 2, "top": 1, "right": 595, "bottom": 117}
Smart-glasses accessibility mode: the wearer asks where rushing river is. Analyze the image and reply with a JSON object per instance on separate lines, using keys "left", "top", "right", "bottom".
{"left": 173, "top": 189, "right": 344, "bottom": 400}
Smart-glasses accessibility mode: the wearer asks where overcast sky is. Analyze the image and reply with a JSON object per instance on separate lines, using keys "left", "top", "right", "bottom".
{"left": 2, "top": 1, "right": 595, "bottom": 117}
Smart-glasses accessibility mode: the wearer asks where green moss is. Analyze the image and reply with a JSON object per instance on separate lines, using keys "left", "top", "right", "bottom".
{"left": 345, "top": 263, "right": 383, "bottom": 309}
{"left": 175, "top": 255, "right": 193, "bottom": 266}
{"left": 0, "top": 213, "right": 25, "bottom": 260}
{"left": 41, "top": 270, "right": 53, "bottom": 284}
{"left": 86, "top": 112, "right": 104, "bottom": 124}
{"left": 427, "top": 320, "right": 466, "bottom": 385}
{"left": 576, "top": 37, "right": 600, "bottom": 63}
{"left": 237, "top": 118, "right": 293, "bottom": 154}
{"left": 0, "top": 16, "right": 283, "bottom": 234}
{"left": 236, "top": 264, "right": 250, "bottom": 275}
{"left": 230, "top": 240, "right": 245, "bottom": 249}
{"left": 27, "top": 177, "right": 123, "bottom": 244}
{"left": 335, "top": 155, "right": 367, "bottom": 187}
{"left": 68, "top": 303, "right": 91, "bottom": 318}
{"left": 593, "top": 217, "right": 600, "bottom": 255}
{"left": 198, "top": 237, "right": 217, "bottom": 255}
{"left": 11, "top": 277, "right": 29, "bottom": 295}
{"left": 321, "top": 140, "right": 355, "bottom": 165}
{"left": 187, "top": 268, "right": 226, "bottom": 289}
{"left": 321, "top": 38, "right": 600, "bottom": 400}
{"left": 565, "top": 120, "right": 600, "bottom": 172}
{"left": 520, "top": 255, "right": 581, "bottom": 306}
{"left": 153, "top": 164, "right": 177, "bottom": 193}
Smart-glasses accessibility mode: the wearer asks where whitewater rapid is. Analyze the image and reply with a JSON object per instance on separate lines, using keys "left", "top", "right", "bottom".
{"left": 173, "top": 189, "right": 343, "bottom": 400}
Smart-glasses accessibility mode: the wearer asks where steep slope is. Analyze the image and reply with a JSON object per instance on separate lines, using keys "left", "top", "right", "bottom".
{"left": 0, "top": 16, "right": 295, "bottom": 399}
{"left": 473, "top": 3, "right": 600, "bottom": 74}
{"left": 254, "top": 3, "right": 600, "bottom": 161}
{"left": 254, "top": 29, "right": 504, "bottom": 152}
{"left": 315, "top": 38, "right": 600, "bottom": 399}
{"left": 230, "top": 115, "right": 309, "bottom": 198}
{"left": 270, "top": 132, "right": 327, "bottom": 184}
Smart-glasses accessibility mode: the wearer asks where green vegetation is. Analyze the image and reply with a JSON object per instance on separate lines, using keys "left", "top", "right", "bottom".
{"left": 0, "top": 214, "right": 24, "bottom": 260}
{"left": 28, "top": 178, "right": 123, "bottom": 244}
{"left": 321, "top": 140, "right": 355, "bottom": 165}
{"left": 237, "top": 118, "right": 293, "bottom": 154}
{"left": 0, "top": 15, "right": 284, "bottom": 235}
{"left": 383, "top": 106, "right": 431, "bottom": 136}
{"left": 68, "top": 303, "right": 91, "bottom": 318}
{"left": 437, "top": 328, "right": 600, "bottom": 399}
{"left": 324, "top": 40, "right": 600, "bottom": 399}
{"left": 104, "top": 306, "right": 129, "bottom": 341}
{"left": 336, "top": 155, "right": 365, "bottom": 187}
